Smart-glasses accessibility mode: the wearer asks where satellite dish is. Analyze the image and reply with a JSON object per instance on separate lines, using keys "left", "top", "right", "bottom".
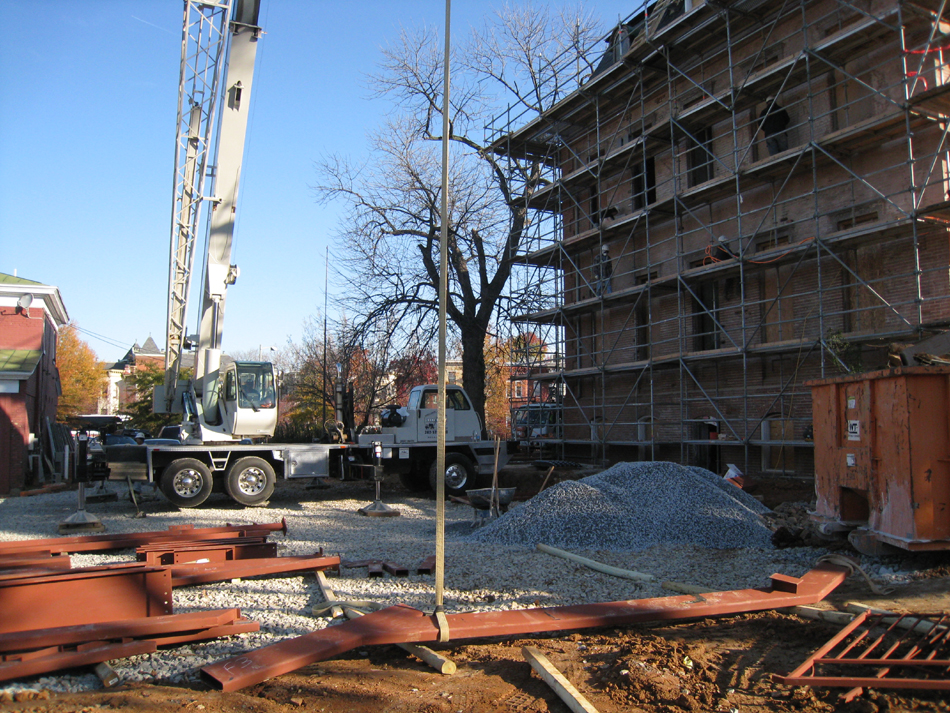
{"left": 16, "top": 294, "right": 33, "bottom": 312}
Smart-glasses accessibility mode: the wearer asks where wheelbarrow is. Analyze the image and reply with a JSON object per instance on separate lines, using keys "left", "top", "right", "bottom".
{"left": 465, "top": 487, "right": 516, "bottom": 525}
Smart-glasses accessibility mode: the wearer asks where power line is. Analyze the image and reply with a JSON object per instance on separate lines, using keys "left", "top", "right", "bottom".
{"left": 72, "top": 326, "right": 130, "bottom": 351}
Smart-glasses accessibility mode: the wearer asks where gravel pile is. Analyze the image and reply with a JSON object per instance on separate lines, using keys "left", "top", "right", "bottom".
{"left": 0, "top": 467, "right": 906, "bottom": 696}
{"left": 466, "top": 462, "right": 774, "bottom": 551}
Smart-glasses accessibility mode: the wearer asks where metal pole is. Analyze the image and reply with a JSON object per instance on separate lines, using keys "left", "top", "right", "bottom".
{"left": 434, "top": 0, "right": 451, "bottom": 634}
{"left": 323, "top": 245, "right": 329, "bottom": 426}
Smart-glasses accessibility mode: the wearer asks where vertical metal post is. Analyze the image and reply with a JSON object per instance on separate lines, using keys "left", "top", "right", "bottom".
{"left": 434, "top": 0, "right": 452, "bottom": 638}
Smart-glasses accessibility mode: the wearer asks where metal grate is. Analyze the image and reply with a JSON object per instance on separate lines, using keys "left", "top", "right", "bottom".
{"left": 781, "top": 610, "right": 950, "bottom": 696}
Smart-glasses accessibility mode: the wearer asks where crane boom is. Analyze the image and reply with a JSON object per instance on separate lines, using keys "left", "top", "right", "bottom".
{"left": 159, "top": 0, "right": 275, "bottom": 444}
{"left": 194, "top": 0, "right": 262, "bottom": 419}
{"left": 164, "top": 0, "right": 234, "bottom": 412}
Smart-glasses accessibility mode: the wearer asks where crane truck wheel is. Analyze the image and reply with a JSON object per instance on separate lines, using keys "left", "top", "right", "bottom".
{"left": 225, "top": 457, "right": 276, "bottom": 506}
{"left": 428, "top": 453, "right": 476, "bottom": 497}
{"left": 161, "top": 458, "right": 213, "bottom": 508}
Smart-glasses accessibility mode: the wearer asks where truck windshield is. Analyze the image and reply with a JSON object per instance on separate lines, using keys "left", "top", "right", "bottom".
{"left": 420, "top": 389, "right": 470, "bottom": 410}
{"left": 236, "top": 363, "right": 276, "bottom": 410}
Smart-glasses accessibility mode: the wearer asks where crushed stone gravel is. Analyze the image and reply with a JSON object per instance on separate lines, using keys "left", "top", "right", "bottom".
{"left": 465, "top": 461, "right": 774, "bottom": 551}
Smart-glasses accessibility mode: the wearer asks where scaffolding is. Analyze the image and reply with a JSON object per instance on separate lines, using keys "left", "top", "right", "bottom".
{"left": 491, "top": 0, "right": 950, "bottom": 477}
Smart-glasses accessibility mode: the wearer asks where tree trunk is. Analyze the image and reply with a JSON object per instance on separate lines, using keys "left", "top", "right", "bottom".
{"left": 460, "top": 325, "right": 487, "bottom": 430}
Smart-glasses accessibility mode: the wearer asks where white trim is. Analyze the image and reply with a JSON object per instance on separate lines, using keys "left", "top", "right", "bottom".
{"left": 0, "top": 283, "right": 69, "bottom": 326}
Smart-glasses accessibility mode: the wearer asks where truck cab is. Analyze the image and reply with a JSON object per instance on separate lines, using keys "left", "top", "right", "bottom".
{"left": 358, "top": 384, "right": 506, "bottom": 496}
{"left": 218, "top": 361, "right": 277, "bottom": 438}
{"left": 395, "top": 385, "right": 484, "bottom": 443}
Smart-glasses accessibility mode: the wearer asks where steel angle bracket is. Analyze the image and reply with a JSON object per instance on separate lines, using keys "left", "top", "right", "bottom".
{"left": 202, "top": 564, "right": 848, "bottom": 692}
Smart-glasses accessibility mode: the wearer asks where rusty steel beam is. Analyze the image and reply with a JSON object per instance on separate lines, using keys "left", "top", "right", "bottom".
{"left": 416, "top": 555, "right": 436, "bottom": 575}
{"left": 0, "top": 556, "right": 72, "bottom": 573}
{"left": 0, "top": 520, "right": 287, "bottom": 557}
{"left": 136, "top": 537, "right": 276, "bottom": 565}
{"left": 148, "top": 618, "right": 259, "bottom": 647}
{"left": 170, "top": 555, "right": 341, "bottom": 587}
{"left": 0, "top": 551, "right": 56, "bottom": 561}
{"left": 0, "top": 564, "right": 172, "bottom": 634}
{"left": 0, "top": 609, "right": 244, "bottom": 653}
{"left": 0, "top": 640, "right": 157, "bottom": 683}
{"left": 202, "top": 564, "right": 848, "bottom": 691}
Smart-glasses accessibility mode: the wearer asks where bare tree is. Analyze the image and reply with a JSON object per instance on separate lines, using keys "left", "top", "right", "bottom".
{"left": 313, "top": 4, "right": 603, "bottom": 419}
{"left": 289, "top": 313, "right": 402, "bottom": 434}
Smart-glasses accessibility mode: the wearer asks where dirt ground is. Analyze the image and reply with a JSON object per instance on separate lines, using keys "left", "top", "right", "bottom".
{"left": 3, "top": 469, "right": 948, "bottom": 713}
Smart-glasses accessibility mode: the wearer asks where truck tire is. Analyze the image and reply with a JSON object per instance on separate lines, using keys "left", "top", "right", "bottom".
{"left": 161, "top": 458, "right": 213, "bottom": 508}
{"left": 429, "top": 453, "right": 476, "bottom": 497}
{"left": 225, "top": 457, "right": 276, "bottom": 506}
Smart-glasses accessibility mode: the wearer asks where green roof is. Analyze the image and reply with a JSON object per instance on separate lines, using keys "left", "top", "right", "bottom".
{"left": 0, "top": 273, "right": 45, "bottom": 286}
{"left": 0, "top": 350, "right": 42, "bottom": 376}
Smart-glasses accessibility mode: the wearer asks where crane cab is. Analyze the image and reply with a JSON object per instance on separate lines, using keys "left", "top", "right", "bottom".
{"left": 220, "top": 361, "right": 278, "bottom": 438}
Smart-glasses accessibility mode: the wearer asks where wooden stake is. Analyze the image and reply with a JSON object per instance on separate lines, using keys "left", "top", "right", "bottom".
{"left": 539, "top": 465, "right": 556, "bottom": 493}
{"left": 314, "top": 570, "right": 344, "bottom": 619}
{"left": 522, "top": 646, "right": 600, "bottom": 713}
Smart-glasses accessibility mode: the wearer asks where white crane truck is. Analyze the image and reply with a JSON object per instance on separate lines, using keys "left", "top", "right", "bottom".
{"left": 143, "top": 0, "right": 506, "bottom": 508}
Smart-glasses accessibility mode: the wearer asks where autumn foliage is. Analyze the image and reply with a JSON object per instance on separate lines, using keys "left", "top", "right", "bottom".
{"left": 56, "top": 323, "right": 106, "bottom": 420}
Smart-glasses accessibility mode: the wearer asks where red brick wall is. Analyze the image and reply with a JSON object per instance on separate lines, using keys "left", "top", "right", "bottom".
{"left": 0, "top": 394, "right": 29, "bottom": 493}
{"left": 0, "top": 308, "right": 61, "bottom": 494}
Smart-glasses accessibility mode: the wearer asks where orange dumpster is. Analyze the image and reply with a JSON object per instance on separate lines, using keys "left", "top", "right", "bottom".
{"left": 807, "top": 365, "right": 950, "bottom": 552}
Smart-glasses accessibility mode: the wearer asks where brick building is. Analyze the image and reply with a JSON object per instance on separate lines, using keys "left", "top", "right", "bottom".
{"left": 0, "top": 273, "right": 68, "bottom": 493}
{"left": 493, "top": 0, "right": 950, "bottom": 476}
{"left": 101, "top": 336, "right": 165, "bottom": 416}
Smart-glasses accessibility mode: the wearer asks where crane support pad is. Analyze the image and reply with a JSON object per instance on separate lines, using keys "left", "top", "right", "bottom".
{"left": 202, "top": 564, "right": 848, "bottom": 692}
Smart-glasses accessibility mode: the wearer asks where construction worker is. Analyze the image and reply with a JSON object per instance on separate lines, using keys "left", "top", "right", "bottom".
{"left": 593, "top": 245, "right": 613, "bottom": 296}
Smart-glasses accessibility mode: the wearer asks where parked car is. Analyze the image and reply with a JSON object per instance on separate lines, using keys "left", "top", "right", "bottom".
{"left": 158, "top": 425, "right": 181, "bottom": 440}
{"left": 103, "top": 435, "right": 138, "bottom": 446}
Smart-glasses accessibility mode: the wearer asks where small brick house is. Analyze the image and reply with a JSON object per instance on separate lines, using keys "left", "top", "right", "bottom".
{"left": 0, "top": 273, "right": 69, "bottom": 494}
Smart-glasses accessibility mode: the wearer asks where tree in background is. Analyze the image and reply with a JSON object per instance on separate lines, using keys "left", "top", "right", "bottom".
{"left": 483, "top": 333, "right": 512, "bottom": 438}
{"left": 56, "top": 323, "right": 106, "bottom": 421}
{"left": 120, "top": 363, "right": 189, "bottom": 435}
{"left": 482, "top": 331, "right": 551, "bottom": 438}
{"left": 315, "top": 5, "right": 604, "bottom": 421}
{"left": 288, "top": 315, "right": 395, "bottom": 434}
{"left": 389, "top": 345, "right": 438, "bottom": 404}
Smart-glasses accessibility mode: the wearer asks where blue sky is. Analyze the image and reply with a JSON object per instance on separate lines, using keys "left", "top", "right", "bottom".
{"left": 1, "top": 0, "right": 633, "bottom": 364}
